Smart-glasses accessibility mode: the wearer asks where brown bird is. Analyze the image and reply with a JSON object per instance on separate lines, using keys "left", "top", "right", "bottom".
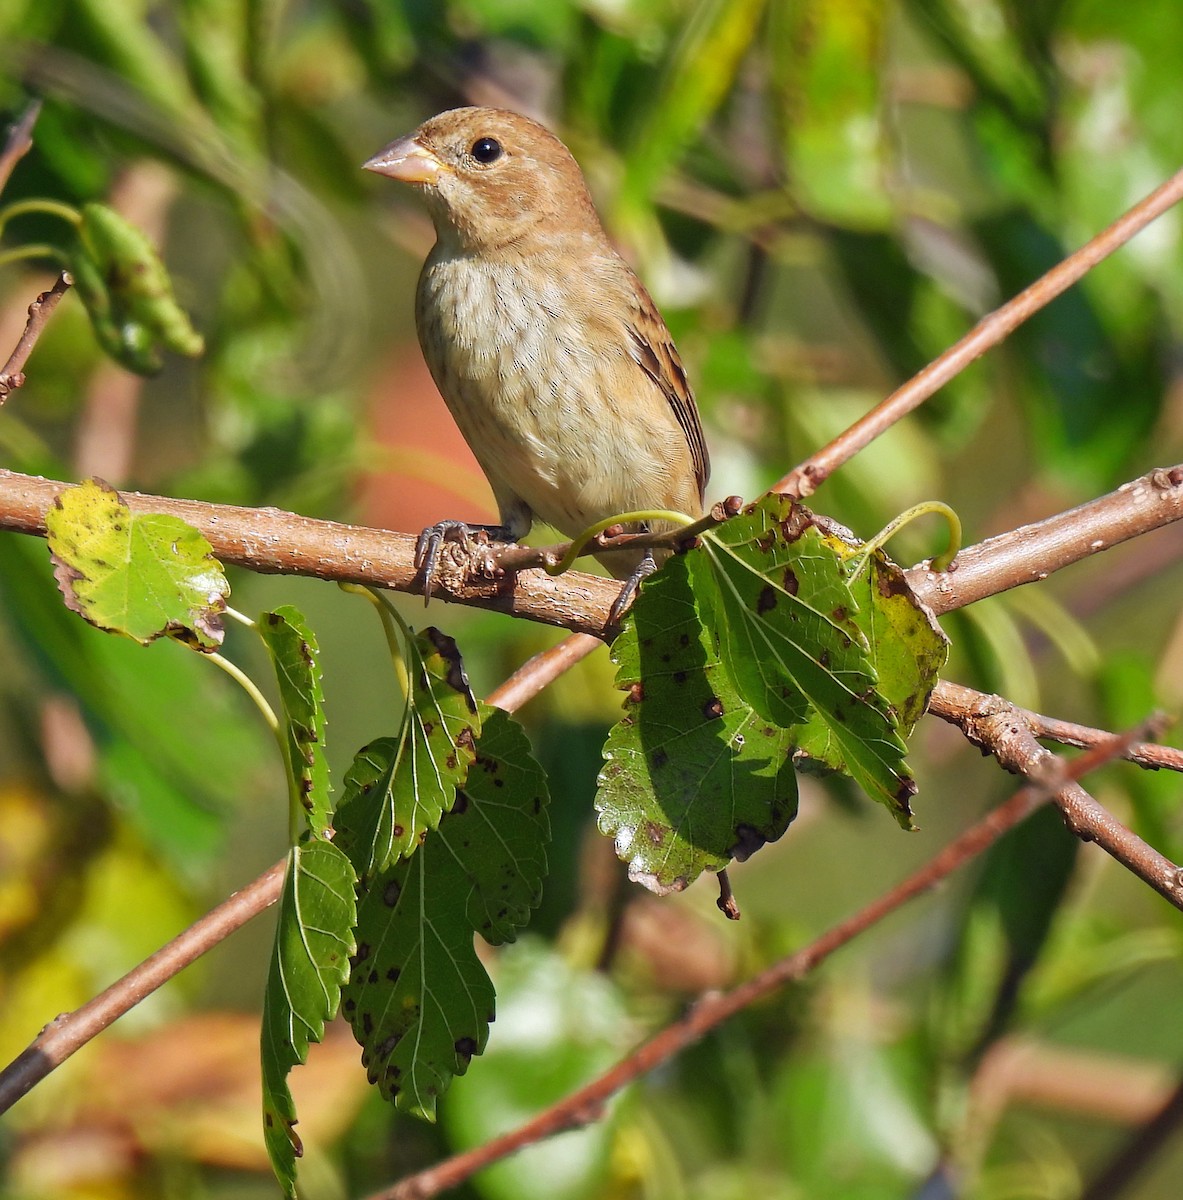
{"left": 363, "top": 107, "right": 709, "bottom": 613}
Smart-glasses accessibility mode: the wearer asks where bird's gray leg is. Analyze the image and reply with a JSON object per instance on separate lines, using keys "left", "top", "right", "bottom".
{"left": 607, "top": 549, "right": 657, "bottom": 625}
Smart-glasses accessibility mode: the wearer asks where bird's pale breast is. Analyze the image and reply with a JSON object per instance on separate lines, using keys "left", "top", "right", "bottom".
{"left": 417, "top": 250, "right": 700, "bottom": 541}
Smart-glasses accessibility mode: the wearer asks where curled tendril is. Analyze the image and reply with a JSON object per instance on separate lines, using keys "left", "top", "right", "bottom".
{"left": 852, "top": 500, "right": 963, "bottom": 578}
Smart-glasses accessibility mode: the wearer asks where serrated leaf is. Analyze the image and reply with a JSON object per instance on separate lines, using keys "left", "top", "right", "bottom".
{"left": 596, "top": 551, "right": 800, "bottom": 894}
{"left": 342, "top": 706, "right": 549, "bottom": 1120}
{"left": 258, "top": 606, "right": 331, "bottom": 837}
{"left": 45, "top": 478, "right": 228, "bottom": 649}
{"left": 261, "top": 836, "right": 357, "bottom": 1197}
{"left": 334, "top": 627, "right": 480, "bottom": 881}
{"left": 698, "top": 496, "right": 918, "bottom": 825}
{"left": 822, "top": 529, "right": 950, "bottom": 740}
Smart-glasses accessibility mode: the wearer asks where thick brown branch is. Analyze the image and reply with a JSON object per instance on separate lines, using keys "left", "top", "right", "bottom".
{"left": 4, "top": 464, "right": 1182, "bottom": 638}
{"left": 930, "top": 681, "right": 1183, "bottom": 909}
{"left": 0, "top": 469, "right": 620, "bottom": 635}
{"left": 907, "top": 465, "right": 1183, "bottom": 615}
{"left": 774, "top": 164, "right": 1183, "bottom": 497}
{"left": 373, "top": 726, "right": 1146, "bottom": 1200}
{"left": 0, "top": 272, "right": 72, "bottom": 402}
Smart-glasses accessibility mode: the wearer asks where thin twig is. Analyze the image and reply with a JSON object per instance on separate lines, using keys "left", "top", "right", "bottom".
{"left": 372, "top": 725, "right": 1148, "bottom": 1200}
{"left": 0, "top": 271, "right": 72, "bottom": 402}
{"left": 487, "top": 632, "right": 603, "bottom": 712}
{"left": 0, "top": 630, "right": 591, "bottom": 1115}
{"left": 773, "top": 167, "right": 1183, "bottom": 497}
{"left": 930, "top": 681, "right": 1183, "bottom": 909}
{"left": 930, "top": 680, "right": 1183, "bottom": 774}
{"left": 0, "top": 100, "right": 41, "bottom": 196}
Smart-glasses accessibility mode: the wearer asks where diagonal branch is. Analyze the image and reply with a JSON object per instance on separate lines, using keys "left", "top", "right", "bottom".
{"left": 906, "top": 466, "right": 1183, "bottom": 615}
{"left": 930, "top": 680, "right": 1183, "bottom": 909}
{"left": 930, "top": 680, "right": 1183, "bottom": 774}
{"left": 0, "top": 630, "right": 595, "bottom": 1115}
{"left": 0, "top": 100, "right": 41, "bottom": 196}
{"left": 371, "top": 723, "right": 1154, "bottom": 1200}
{"left": 3, "top": 461, "right": 1182, "bottom": 636}
{"left": 773, "top": 165, "right": 1183, "bottom": 497}
{"left": 0, "top": 271, "right": 72, "bottom": 402}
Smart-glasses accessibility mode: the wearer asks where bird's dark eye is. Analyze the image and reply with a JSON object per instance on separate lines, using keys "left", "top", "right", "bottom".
{"left": 471, "top": 137, "right": 503, "bottom": 164}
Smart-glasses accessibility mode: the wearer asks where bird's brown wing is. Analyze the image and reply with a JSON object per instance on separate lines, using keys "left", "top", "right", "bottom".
{"left": 627, "top": 290, "right": 710, "bottom": 503}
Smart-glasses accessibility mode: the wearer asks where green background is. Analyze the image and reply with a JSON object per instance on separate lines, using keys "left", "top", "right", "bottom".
{"left": 1, "top": 2, "right": 1182, "bottom": 1198}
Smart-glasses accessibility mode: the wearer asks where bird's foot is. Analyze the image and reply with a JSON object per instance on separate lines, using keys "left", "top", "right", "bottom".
{"left": 415, "top": 521, "right": 516, "bottom": 604}
{"left": 607, "top": 550, "right": 657, "bottom": 626}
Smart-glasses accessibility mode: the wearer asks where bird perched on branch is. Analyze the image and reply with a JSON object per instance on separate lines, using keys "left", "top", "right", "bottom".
{"left": 364, "top": 106, "right": 709, "bottom": 614}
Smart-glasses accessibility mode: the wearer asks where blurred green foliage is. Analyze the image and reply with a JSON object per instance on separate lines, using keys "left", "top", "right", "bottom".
{"left": 2, "top": 1, "right": 1183, "bottom": 1198}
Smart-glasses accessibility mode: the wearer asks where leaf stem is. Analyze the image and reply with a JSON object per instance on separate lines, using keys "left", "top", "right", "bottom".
{"left": 0, "top": 197, "right": 82, "bottom": 238}
{"left": 340, "top": 583, "right": 412, "bottom": 703}
{"left": 545, "top": 508, "right": 696, "bottom": 576}
{"left": 206, "top": 651, "right": 280, "bottom": 737}
{"left": 206, "top": 649, "right": 297, "bottom": 839}
{"left": 222, "top": 605, "right": 257, "bottom": 629}
{"left": 0, "top": 244, "right": 66, "bottom": 269}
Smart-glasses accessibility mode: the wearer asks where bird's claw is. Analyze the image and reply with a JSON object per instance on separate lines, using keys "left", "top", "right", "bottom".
{"left": 607, "top": 551, "right": 657, "bottom": 626}
{"left": 414, "top": 521, "right": 513, "bottom": 605}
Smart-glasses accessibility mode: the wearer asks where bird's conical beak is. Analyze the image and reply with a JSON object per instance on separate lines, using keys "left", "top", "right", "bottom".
{"left": 363, "top": 136, "right": 442, "bottom": 184}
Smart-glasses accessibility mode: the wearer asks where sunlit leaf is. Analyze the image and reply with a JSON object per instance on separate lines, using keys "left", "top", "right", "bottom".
{"left": 45, "top": 478, "right": 228, "bottom": 649}
{"left": 597, "top": 551, "right": 800, "bottom": 894}
{"left": 261, "top": 837, "right": 357, "bottom": 1197}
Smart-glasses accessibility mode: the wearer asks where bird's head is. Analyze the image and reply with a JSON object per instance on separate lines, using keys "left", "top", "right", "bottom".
{"left": 364, "top": 107, "right": 603, "bottom": 254}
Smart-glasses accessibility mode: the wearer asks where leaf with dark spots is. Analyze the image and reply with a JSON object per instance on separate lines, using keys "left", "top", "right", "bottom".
{"left": 333, "top": 629, "right": 482, "bottom": 879}
{"left": 258, "top": 607, "right": 331, "bottom": 837}
{"left": 598, "top": 551, "right": 799, "bottom": 894}
{"left": 424, "top": 626, "right": 478, "bottom": 710}
{"left": 261, "top": 838, "right": 356, "bottom": 1197}
{"left": 697, "top": 496, "right": 927, "bottom": 826}
{"left": 343, "top": 706, "right": 549, "bottom": 1121}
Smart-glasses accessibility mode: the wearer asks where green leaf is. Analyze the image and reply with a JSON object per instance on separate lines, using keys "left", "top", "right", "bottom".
{"left": 261, "top": 836, "right": 357, "bottom": 1198}
{"left": 618, "top": 0, "right": 766, "bottom": 221}
{"left": 45, "top": 478, "right": 228, "bottom": 650}
{"left": 258, "top": 606, "right": 331, "bottom": 838}
{"left": 596, "top": 550, "right": 800, "bottom": 894}
{"left": 768, "top": 1, "right": 894, "bottom": 227}
{"left": 597, "top": 495, "right": 948, "bottom": 891}
{"left": 342, "top": 706, "right": 550, "bottom": 1120}
{"left": 334, "top": 627, "right": 480, "bottom": 881}
{"left": 697, "top": 497, "right": 921, "bottom": 825}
